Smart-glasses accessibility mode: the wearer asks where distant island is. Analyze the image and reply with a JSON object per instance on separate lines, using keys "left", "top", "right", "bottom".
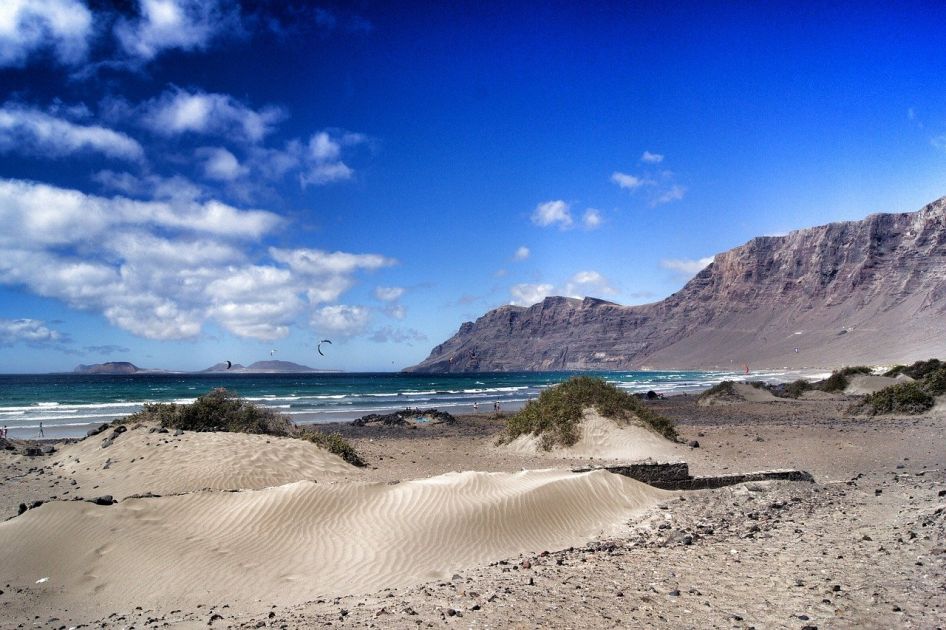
{"left": 73, "top": 360, "right": 339, "bottom": 375}
{"left": 200, "top": 360, "right": 338, "bottom": 373}
{"left": 73, "top": 362, "right": 162, "bottom": 375}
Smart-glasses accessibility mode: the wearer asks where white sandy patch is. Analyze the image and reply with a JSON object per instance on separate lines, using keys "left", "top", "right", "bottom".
{"left": 0, "top": 469, "right": 670, "bottom": 616}
{"left": 504, "top": 409, "right": 684, "bottom": 462}
{"left": 844, "top": 374, "right": 909, "bottom": 395}
{"left": 698, "top": 382, "right": 780, "bottom": 406}
{"left": 49, "top": 427, "right": 358, "bottom": 498}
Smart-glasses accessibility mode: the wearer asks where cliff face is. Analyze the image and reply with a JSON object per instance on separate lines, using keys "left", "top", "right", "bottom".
{"left": 407, "top": 198, "right": 946, "bottom": 372}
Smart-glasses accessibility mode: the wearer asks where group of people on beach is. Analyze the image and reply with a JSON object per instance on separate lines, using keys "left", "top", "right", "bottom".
{"left": 471, "top": 401, "right": 502, "bottom": 412}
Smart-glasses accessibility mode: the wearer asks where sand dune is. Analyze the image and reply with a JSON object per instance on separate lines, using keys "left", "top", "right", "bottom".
{"left": 844, "top": 374, "right": 911, "bottom": 395}
{"left": 0, "top": 469, "right": 670, "bottom": 618}
{"left": 698, "top": 382, "right": 780, "bottom": 405}
{"left": 504, "top": 410, "right": 684, "bottom": 461}
{"left": 49, "top": 427, "right": 359, "bottom": 498}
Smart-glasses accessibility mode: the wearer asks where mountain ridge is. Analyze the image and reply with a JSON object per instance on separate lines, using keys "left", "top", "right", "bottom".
{"left": 406, "top": 197, "right": 946, "bottom": 372}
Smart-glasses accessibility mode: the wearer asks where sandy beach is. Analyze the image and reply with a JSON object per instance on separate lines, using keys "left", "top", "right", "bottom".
{"left": 0, "top": 388, "right": 943, "bottom": 629}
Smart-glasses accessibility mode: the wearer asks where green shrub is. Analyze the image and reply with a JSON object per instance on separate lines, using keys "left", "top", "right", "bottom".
{"left": 500, "top": 376, "right": 677, "bottom": 449}
{"left": 119, "top": 389, "right": 367, "bottom": 467}
{"left": 854, "top": 382, "right": 935, "bottom": 415}
{"left": 781, "top": 379, "right": 813, "bottom": 399}
{"left": 921, "top": 366, "right": 946, "bottom": 396}
{"left": 698, "top": 381, "right": 738, "bottom": 399}
{"left": 884, "top": 358, "right": 943, "bottom": 380}
{"left": 122, "top": 388, "right": 293, "bottom": 435}
{"left": 301, "top": 430, "right": 366, "bottom": 467}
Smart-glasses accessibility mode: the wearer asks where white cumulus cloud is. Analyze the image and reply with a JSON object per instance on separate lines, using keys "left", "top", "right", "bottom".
{"left": 0, "top": 178, "right": 394, "bottom": 342}
{"left": 198, "top": 147, "right": 247, "bottom": 181}
{"left": 510, "top": 283, "right": 555, "bottom": 306}
{"left": 0, "top": 103, "right": 144, "bottom": 160}
{"left": 610, "top": 171, "right": 646, "bottom": 190}
{"left": 513, "top": 246, "right": 530, "bottom": 261}
{"left": 582, "top": 208, "right": 602, "bottom": 229}
{"left": 531, "top": 200, "right": 572, "bottom": 229}
{"left": 310, "top": 305, "right": 370, "bottom": 337}
{"left": 0, "top": 0, "right": 92, "bottom": 68}
{"left": 641, "top": 150, "right": 664, "bottom": 163}
{"left": 660, "top": 256, "right": 714, "bottom": 276}
{"left": 300, "top": 130, "right": 369, "bottom": 186}
{"left": 563, "top": 270, "right": 616, "bottom": 298}
{"left": 114, "top": 0, "right": 240, "bottom": 61}
{"left": 374, "top": 286, "right": 405, "bottom": 301}
{"left": 0, "top": 318, "right": 65, "bottom": 345}
{"left": 141, "top": 87, "right": 284, "bottom": 143}
{"left": 509, "top": 270, "right": 616, "bottom": 306}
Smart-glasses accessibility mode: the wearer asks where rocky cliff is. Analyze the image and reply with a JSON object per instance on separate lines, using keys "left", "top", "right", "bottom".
{"left": 407, "top": 197, "right": 946, "bottom": 372}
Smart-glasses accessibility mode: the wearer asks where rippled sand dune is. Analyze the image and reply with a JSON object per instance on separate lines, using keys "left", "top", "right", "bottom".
{"left": 0, "top": 468, "right": 669, "bottom": 617}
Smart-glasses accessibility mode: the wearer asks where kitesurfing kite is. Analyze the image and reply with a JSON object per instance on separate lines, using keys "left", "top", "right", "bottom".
{"left": 317, "top": 339, "right": 332, "bottom": 356}
{"left": 270, "top": 348, "right": 277, "bottom": 357}
{"left": 225, "top": 360, "right": 232, "bottom": 370}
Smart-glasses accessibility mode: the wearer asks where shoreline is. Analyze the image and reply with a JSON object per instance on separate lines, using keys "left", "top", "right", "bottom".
{"left": 0, "top": 368, "right": 833, "bottom": 440}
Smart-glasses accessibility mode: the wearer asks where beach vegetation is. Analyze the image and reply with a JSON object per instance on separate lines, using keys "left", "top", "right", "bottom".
{"left": 781, "top": 379, "right": 813, "bottom": 398}
{"left": 698, "top": 380, "right": 738, "bottom": 399}
{"left": 123, "top": 388, "right": 294, "bottom": 435}
{"left": 499, "top": 376, "right": 677, "bottom": 450}
{"left": 853, "top": 381, "right": 935, "bottom": 415}
{"left": 300, "top": 430, "right": 366, "bottom": 467}
{"left": 921, "top": 366, "right": 946, "bottom": 396}
{"left": 816, "top": 366, "right": 872, "bottom": 393}
{"left": 884, "top": 358, "right": 943, "bottom": 380}
{"left": 120, "top": 388, "right": 367, "bottom": 466}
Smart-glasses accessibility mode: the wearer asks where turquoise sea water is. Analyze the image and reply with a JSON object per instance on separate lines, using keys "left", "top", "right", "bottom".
{"left": 0, "top": 370, "right": 788, "bottom": 440}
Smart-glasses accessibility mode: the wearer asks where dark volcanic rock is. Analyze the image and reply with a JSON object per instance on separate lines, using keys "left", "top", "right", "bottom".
{"left": 87, "top": 423, "right": 110, "bottom": 437}
{"left": 407, "top": 198, "right": 946, "bottom": 372}
{"left": 351, "top": 408, "right": 456, "bottom": 427}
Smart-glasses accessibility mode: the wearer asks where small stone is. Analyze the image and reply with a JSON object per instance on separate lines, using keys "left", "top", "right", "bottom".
{"left": 687, "top": 440, "right": 700, "bottom": 449}
{"left": 668, "top": 589, "right": 680, "bottom": 597}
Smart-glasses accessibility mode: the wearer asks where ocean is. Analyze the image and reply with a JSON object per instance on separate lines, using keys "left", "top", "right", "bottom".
{"left": 0, "top": 369, "right": 794, "bottom": 440}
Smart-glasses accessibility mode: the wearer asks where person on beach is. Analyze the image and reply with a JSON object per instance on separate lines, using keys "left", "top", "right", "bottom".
{"left": 1, "top": 425, "right": 6, "bottom": 438}
{"left": 39, "top": 422, "right": 44, "bottom": 438}
{"left": 473, "top": 402, "right": 478, "bottom": 411}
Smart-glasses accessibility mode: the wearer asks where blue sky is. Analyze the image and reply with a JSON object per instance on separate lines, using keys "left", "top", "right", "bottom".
{"left": 1, "top": 1, "right": 945, "bottom": 373}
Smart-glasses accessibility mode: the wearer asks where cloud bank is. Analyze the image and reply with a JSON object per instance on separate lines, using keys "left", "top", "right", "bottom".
{"left": 0, "top": 178, "right": 394, "bottom": 341}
